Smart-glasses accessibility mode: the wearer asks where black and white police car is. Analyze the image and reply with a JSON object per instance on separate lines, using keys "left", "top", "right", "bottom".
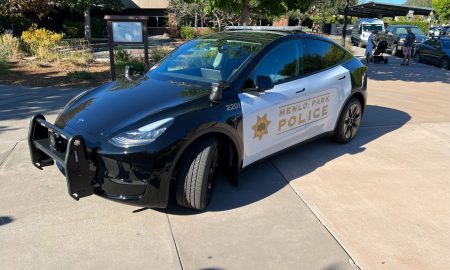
{"left": 29, "top": 26, "right": 367, "bottom": 210}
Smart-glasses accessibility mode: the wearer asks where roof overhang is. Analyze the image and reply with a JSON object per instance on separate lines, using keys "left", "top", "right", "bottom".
{"left": 340, "top": 2, "right": 435, "bottom": 18}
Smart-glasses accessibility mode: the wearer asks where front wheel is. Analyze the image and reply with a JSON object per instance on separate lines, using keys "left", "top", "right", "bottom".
{"left": 175, "top": 137, "right": 219, "bottom": 210}
{"left": 333, "top": 98, "right": 362, "bottom": 144}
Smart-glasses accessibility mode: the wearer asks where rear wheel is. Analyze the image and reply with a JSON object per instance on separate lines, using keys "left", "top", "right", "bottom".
{"left": 440, "top": 58, "right": 449, "bottom": 70}
{"left": 333, "top": 98, "right": 362, "bottom": 144}
{"left": 175, "top": 137, "right": 219, "bottom": 210}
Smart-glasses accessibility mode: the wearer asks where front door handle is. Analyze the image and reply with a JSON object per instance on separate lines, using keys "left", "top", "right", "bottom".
{"left": 296, "top": 88, "right": 306, "bottom": 94}
{"left": 338, "top": 75, "right": 346, "bottom": 80}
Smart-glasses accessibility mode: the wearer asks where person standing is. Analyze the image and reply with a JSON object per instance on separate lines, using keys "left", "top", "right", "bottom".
{"left": 402, "top": 28, "right": 416, "bottom": 66}
{"left": 365, "top": 30, "right": 377, "bottom": 64}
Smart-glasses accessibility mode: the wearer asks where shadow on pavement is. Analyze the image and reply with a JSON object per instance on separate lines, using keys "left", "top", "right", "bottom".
{"left": 361, "top": 55, "right": 450, "bottom": 83}
{"left": 0, "top": 85, "right": 84, "bottom": 134}
{"left": 162, "top": 105, "right": 411, "bottom": 215}
{"left": 0, "top": 216, "right": 14, "bottom": 226}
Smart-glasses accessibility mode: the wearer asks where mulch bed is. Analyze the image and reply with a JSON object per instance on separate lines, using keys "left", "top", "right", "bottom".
{"left": 0, "top": 60, "right": 111, "bottom": 89}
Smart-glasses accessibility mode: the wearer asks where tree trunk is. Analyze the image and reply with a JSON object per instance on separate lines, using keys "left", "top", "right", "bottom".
{"left": 84, "top": 8, "right": 92, "bottom": 40}
{"left": 240, "top": 0, "right": 250, "bottom": 26}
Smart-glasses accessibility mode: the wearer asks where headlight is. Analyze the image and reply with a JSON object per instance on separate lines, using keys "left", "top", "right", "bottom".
{"left": 109, "top": 118, "right": 174, "bottom": 148}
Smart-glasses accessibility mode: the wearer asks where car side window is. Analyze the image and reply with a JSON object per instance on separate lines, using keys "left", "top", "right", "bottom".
{"left": 386, "top": 26, "right": 393, "bottom": 33}
{"left": 250, "top": 40, "right": 302, "bottom": 85}
{"left": 302, "top": 39, "right": 346, "bottom": 75}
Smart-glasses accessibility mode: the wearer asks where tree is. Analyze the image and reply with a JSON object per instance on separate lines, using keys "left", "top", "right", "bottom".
{"left": 60, "top": 0, "right": 122, "bottom": 40}
{"left": 432, "top": 0, "right": 450, "bottom": 21}
{"left": 405, "top": 0, "right": 432, "bottom": 7}
{"left": 0, "top": 0, "right": 55, "bottom": 18}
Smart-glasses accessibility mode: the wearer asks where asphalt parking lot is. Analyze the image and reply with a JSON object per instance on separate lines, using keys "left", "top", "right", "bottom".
{"left": 1, "top": 47, "right": 449, "bottom": 270}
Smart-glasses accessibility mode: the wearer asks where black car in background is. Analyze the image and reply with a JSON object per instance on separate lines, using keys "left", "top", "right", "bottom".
{"left": 415, "top": 37, "right": 450, "bottom": 69}
{"left": 377, "top": 25, "right": 427, "bottom": 56}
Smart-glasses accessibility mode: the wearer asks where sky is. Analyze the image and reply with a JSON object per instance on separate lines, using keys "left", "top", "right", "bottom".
{"left": 359, "top": 0, "right": 406, "bottom": 4}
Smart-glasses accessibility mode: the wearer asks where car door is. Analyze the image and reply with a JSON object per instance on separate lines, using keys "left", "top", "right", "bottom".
{"left": 420, "top": 40, "right": 433, "bottom": 63}
{"left": 301, "top": 38, "right": 352, "bottom": 138}
{"left": 238, "top": 39, "right": 310, "bottom": 167}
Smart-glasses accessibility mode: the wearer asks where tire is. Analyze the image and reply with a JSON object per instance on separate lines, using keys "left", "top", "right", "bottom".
{"left": 333, "top": 98, "right": 362, "bottom": 144}
{"left": 416, "top": 51, "right": 423, "bottom": 63}
{"left": 175, "top": 137, "right": 219, "bottom": 210}
{"left": 440, "top": 58, "right": 449, "bottom": 70}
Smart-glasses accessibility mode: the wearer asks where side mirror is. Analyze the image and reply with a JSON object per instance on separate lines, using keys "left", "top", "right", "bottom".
{"left": 256, "top": 75, "right": 274, "bottom": 92}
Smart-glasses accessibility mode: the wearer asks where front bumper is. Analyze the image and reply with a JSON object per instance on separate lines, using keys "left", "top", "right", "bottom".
{"left": 28, "top": 114, "right": 169, "bottom": 208}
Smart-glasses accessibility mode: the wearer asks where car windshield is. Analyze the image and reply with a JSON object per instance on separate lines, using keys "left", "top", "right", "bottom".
{"left": 362, "top": 24, "right": 383, "bottom": 32}
{"left": 151, "top": 38, "right": 262, "bottom": 83}
{"left": 396, "top": 27, "right": 423, "bottom": 35}
{"left": 442, "top": 39, "right": 450, "bottom": 49}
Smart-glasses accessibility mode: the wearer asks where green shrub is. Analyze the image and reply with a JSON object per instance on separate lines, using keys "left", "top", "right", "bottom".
{"left": 0, "top": 33, "right": 20, "bottom": 61}
{"left": 151, "top": 46, "right": 171, "bottom": 63}
{"left": 63, "top": 20, "right": 84, "bottom": 38}
{"left": 91, "top": 17, "right": 107, "bottom": 38}
{"left": 115, "top": 60, "right": 146, "bottom": 78}
{"left": 180, "top": 26, "right": 197, "bottom": 40}
{"left": 114, "top": 48, "right": 132, "bottom": 63}
{"left": 21, "top": 24, "right": 64, "bottom": 61}
{"left": 388, "top": 21, "right": 430, "bottom": 35}
{"left": 68, "top": 70, "right": 94, "bottom": 80}
{"left": 0, "top": 59, "right": 8, "bottom": 75}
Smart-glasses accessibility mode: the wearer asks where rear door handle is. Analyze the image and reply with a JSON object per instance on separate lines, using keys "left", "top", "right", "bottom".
{"left": 338, "top": 75, "right": 346, "bottom": 80}
{"left": 296, "top": 88, "right": 306, "bottom": 94}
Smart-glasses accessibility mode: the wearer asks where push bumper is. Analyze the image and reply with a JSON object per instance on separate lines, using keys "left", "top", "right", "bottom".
{"left": 28, "top": 114, "right": 94, "bottom": 200}
{"left": 28, "top": 114, "right": 170, "bottom": 208}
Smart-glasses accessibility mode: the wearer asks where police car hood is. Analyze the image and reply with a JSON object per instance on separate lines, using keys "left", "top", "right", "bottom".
{"left": 54, "top": 76, "right": 210, "bottom": 135}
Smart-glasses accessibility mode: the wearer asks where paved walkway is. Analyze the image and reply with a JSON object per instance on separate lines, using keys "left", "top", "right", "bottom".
{"left": 1, "top": 47, "right": 450, "bottom": 269}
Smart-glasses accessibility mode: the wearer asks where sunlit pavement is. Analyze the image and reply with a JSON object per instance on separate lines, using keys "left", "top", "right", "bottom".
{"left": 0, "top": 47, "right": 449, "bottom": 269}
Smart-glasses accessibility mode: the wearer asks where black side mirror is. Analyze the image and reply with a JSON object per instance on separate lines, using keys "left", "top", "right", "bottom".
{"left": 256, "top": 75, "right": 273, "bottom": 92}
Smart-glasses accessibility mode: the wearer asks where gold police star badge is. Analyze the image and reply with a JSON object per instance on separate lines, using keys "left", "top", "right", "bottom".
{"left": 252, "top": 113, "right": 271, "bottom": 140}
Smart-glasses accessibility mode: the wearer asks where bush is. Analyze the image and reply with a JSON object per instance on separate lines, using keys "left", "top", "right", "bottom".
{"left": 115, "top": 60, "right": 146, "bottom": 78}
{"left": 180, "top": 26, "right": 197, "bottom": 40}
{"left": 0, "top": 33, "right": 20, "bottom": 61}
{"left": 151, "top": 46, "right": 171, "bottom": 63}
{"left": 0, "top": 59, "right": 8, "bottom": 75}
{"left": 21, "top": 24, "right": 64, "bottom": 61}
{"left": 68, "top": 70, "right": 94, "bottom": 80}
{"left": 114, "top": 48, "right": 132, "bottom": 63}
{"left": 63, "top": 20, "right": 84, "bottom": 39}
{"left": 388, "top": 21, "right": 430, "bottom": 35}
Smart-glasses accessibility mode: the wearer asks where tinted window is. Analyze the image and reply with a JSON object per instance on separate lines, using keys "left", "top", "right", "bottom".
{"left": 396, "top": 27, "right": 423, "bottom": 35}
{"left": 303, "top": 39, "right": 346, "bottom": 74}
{"left": 442, "top": 39, "right": 450, "bottom": 49}
{"left": 251, "top": 40, "right": 301, "bottom": 85}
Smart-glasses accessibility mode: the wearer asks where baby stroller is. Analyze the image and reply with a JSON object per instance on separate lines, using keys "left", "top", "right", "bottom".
{"left": 372, "top": 40, "right": 388, "bottom": 64}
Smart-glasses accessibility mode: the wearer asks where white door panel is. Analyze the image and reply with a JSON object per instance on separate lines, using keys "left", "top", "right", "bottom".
{"left": 239, "top": 78, "right": 309, "bottom": 167}
{"left": 305, "top": 65, "right": 352, "bottom": 137}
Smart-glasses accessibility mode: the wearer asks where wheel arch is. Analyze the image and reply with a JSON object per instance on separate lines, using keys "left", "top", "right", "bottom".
{"left": 168, "top": 126, "right": 242, "bottom": 189}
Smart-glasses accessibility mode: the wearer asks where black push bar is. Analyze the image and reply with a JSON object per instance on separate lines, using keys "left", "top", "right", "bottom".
{"left": 28, "top": 115, "right": 94, "bottom": 200}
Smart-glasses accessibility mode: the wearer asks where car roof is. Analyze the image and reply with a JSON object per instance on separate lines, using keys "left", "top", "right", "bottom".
{"left": 392, "top": 25, "right": 419, "bottom": 28}
{"left": 198, "top": 31, "right": 285, "bottom": 47}
{"left": 199, "top": 30, "right": 336, "bottom": 47}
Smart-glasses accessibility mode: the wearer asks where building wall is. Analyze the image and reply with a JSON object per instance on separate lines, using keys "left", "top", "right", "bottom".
{"left": 122, "top": 0, "right": 168, "bottom": 9}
